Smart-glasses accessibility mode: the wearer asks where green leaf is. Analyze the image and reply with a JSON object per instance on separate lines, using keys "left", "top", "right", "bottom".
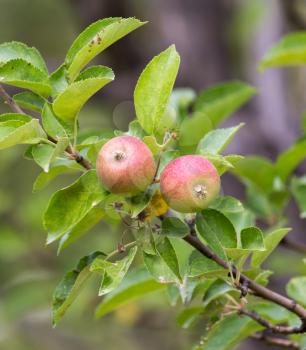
{"left": 276, "top": 137, "right": 306, "bottom": 181}
{"left": 286, "top": 276, "right": 306, "bottom": 307}
{"left": 249, "top": 302, "right": 290, "bottom": 323}
{"left": 254, "top": 270, "right": 274, "bottom": 286}
{"left": 233, "top": 156, "right": 275, "bottom": 193}
{"left": 194, "top": 81, "right": 256, "bottom": 127}
{"left": 210, "top": 196, "right": 255, "bottom": 234}
{"left": 95, "top": 267, "right": 165, "bottom": 318}
{"left": 156, "top": 237, "right": 181, "bottom": 281}
{"left": 66, "top": 17, "right": 145, "bottom": 80}
{"left": 0, "top": 113, "right": 32, "bottom": 123}
{"left": 196, "top": 209, "right": 237, "bottom": 259}
{"left": 197, "top": 123, "right": 244, "bottom": 155}
{"left": 226, "top": 226, "right": 265, "bottom": 260}
{"left": 43, "top": 170, "right": 106, "bottom": 244}
{"left": 49, "top": 64, "right": 69, "bottom": 98}
{"left": 176, "top": 306, "right": 204, "bottom": 329}
{"left": 12, "top": 92, "right": 45, "bottom": 113}
{"left": 0, "top": 41, "right": 48, "bottom": 74}
{"left": 291, "top": 176, "right": 306, "bottom": 218}
{"left": 143, "top": 135, "right": 164, "bottom": 155}
{"left": 169, "top": 87, "right": 196, "bottom": 112}
{"left": 203, "top": 154, "right": 244, "bottom": 176}
{"left": 0, "top": 59, "right": 51, "bottom": 97}
{"left": 237, "top": 208, "right": 259, "bottom": 233}
{"left": 31, "top": 138, "right": 69, "bottom": 172}
{"left": 143, "top": 251, "right": 179, "bottom": 283}
{"left": 203, "top": 279, "right": 237, "bottom": 306}
{"left": 90, "top": 246, "right": 138, "bottom": 295}
{"left": 210, "top": 196, "right": 244, "bottom": 214}
{"left": 125, "top": 120, "right": 146, "bottom": 139}
{"left": 155, "top": 105, "right": 179, "bottom": 138}
{"left": 134, "top": 45, "right": 180, "bottom": 134}
{"left": 194, "top": 314, "right": 261, "bottom": 350}
{"left": 201, "top": 154, "right": 231, "bottom": 175}
{"left": 127, "top": 186, "right": 156, "bottom": 218}
{"left": 161, "top": 217, "right": 189, "bottom": 238}
{"left": 188, "top": 250, "right": 226, "bottom": 278}
{"left": 0, "top": 114, "right": 45, "bottom": 149}
{"left": 251, "top": 228, "right": 291, "bottom": 267}
{"left": 245, "top": 183, "right": 274, "bottom": 219}
{"left": 58, "top": 207, "right": 104, "bottom": 254}
{"left": 179, "top": 111, "right": 213, "bottom": 154}
{"left": 259, "top": 32, "right": 306, "bottom": 71}
{"left": 33, "top": 163, "right": 81, "bottom": 192}
{"left": 52, "top": 251, "right": 105, "bottom": 326}
{"left": 240, "top": 227, "right": 265, "bottom": 250}
{"left": 172, "top": 277, "right": 208, "bottom": 305}
{"left": 31, "top": 144, "right": 54, "bottom": 172}
{"left": 41, "top": 103, "right": 70, "bottom": 139}
{"left": 53, "top": 66, "right": 114, "bottom": 122}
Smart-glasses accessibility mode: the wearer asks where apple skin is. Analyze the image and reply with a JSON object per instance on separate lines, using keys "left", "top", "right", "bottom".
{"left": 160, "top": 155, "right": 220, "bottom": 213}
{"left": 97, "top": 135, "right": 156, "bottom": 195}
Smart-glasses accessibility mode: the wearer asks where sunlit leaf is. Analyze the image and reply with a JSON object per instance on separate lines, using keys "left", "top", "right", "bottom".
{"left": 66, "top": 17, "right": 145, "bottom": 80}
{"left": 13, "top": 91, "right": 45, "bottom": 113}
{"left": 53, "top": 66, "right": 114, "bottom": 122}
{"left": 41, "top": 103, "right": 71, "bottom": 139}
{"left": 259, "top": 32, "right": 306, "bottom": 71}
{"left": 134, "top": 45, "right": 180, "bottom": 134}
{"left": 49, "top": 64, "right": 69, "bottom": 98}
{"left": 197, "top": 123, "right": 244, "bottom": 155}
{"left": 0, "top": 113, "right": 45, "bottom": 149}
{"left": 0, "top": 41, "right": 48, "bottom": 74}
{"left": 0, "top": 59, "right": 50, "bottom": 97}
{"left": 31, "top": 137, "right": 69, "bottom": 172}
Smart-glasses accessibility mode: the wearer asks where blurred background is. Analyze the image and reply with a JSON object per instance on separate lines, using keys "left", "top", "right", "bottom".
{"left": 0, "top": 0, "right": 306, "bottom": 349}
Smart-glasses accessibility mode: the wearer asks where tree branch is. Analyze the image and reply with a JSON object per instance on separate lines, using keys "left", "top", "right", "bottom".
{"left": 0, "top": 85, "right": 24, "bottom": 114}
{"left": 0, "top": 84, "right": 93, "bottom": 170}
{"left": 65, "top": 144, "right": 93, "bottom": 170}
{"left": 183, "top": 234, "right": 306, "bottom": 330}
{"left": 252, "top": 332, "right": 300, "bottom": 349}
{"left": 282, "top": 237, "right": 306, "bottom": 254}
{"left": 238, "top": 308, "right": 305, "bottom": 334}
